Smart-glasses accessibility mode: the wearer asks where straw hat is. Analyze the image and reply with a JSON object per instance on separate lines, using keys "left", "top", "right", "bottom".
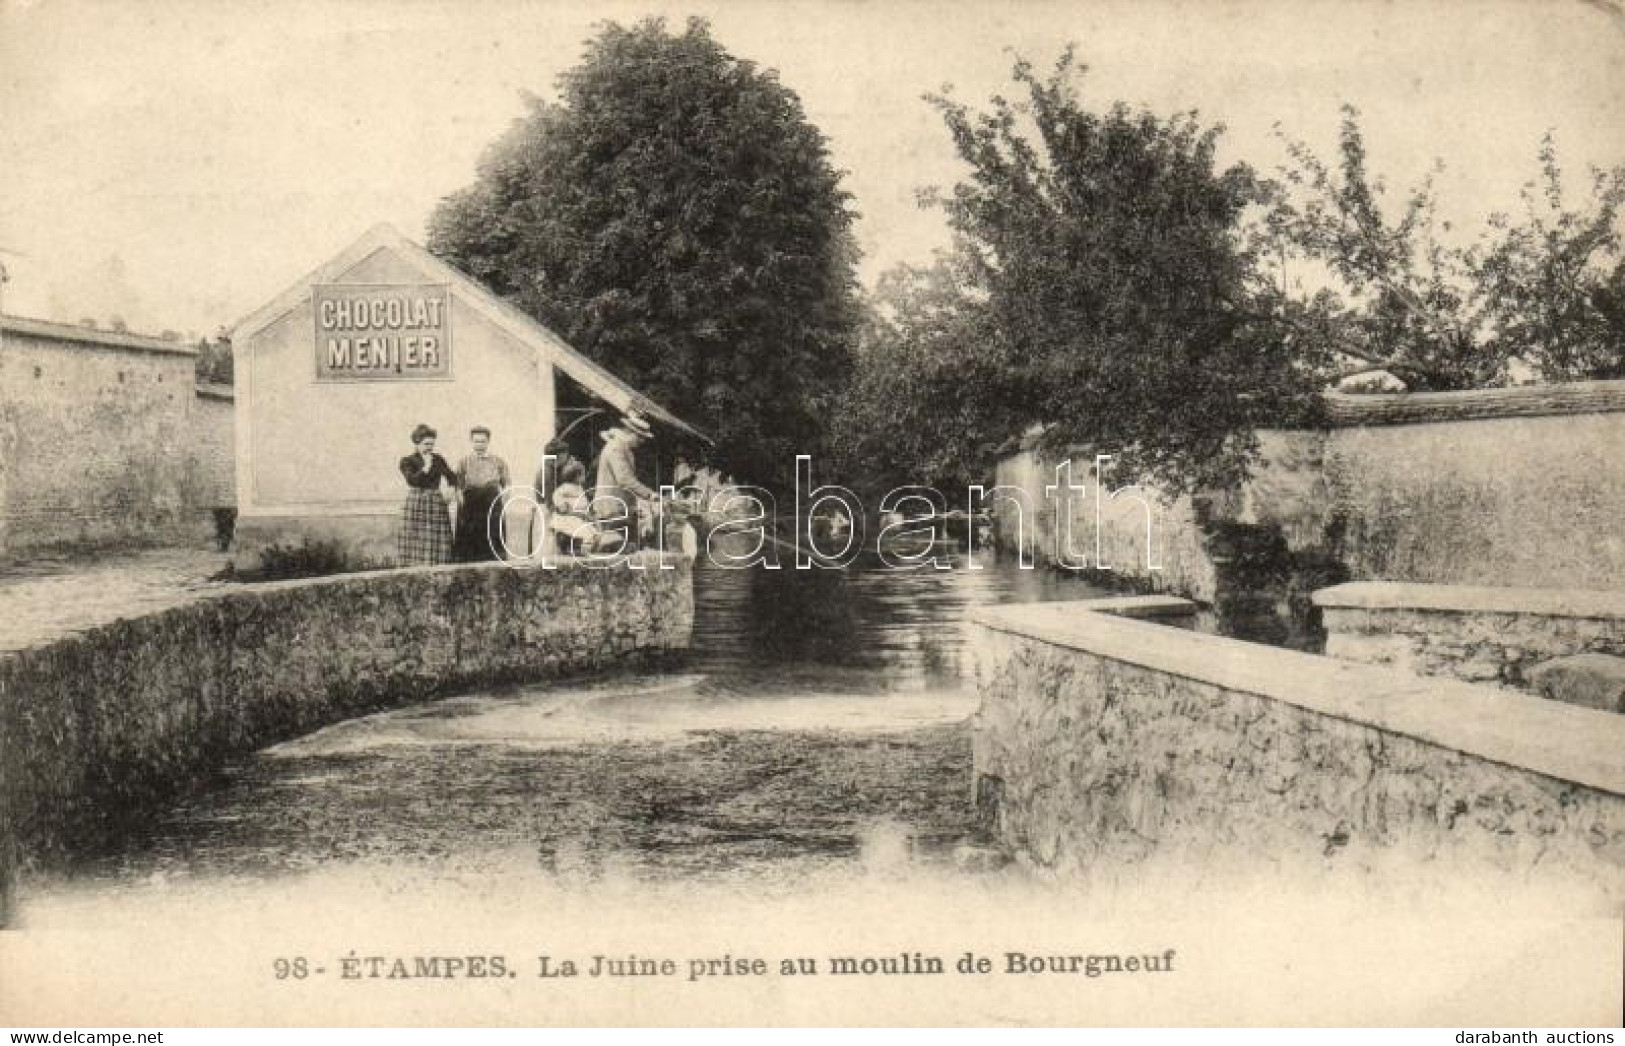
{"left": 622, "top": 412, "right": 654, "bottom": 440}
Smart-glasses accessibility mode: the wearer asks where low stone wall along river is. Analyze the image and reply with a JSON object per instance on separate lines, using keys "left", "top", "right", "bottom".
{"left": 0, "top": 553, "right": 693, "bottom": 883}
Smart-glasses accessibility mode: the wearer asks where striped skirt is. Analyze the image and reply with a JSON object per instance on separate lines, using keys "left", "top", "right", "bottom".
{"left": 398, "top": 488, "right": 453, "bottom": 565}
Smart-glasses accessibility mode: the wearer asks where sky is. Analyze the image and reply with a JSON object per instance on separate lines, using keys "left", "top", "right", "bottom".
{"left": 0, "top": 0, "right": 1621, "bottom": 337}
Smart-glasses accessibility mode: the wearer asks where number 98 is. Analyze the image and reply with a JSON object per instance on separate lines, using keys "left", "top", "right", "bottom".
{"left": 274, "top": 957, "right": 309, "bottom": 980}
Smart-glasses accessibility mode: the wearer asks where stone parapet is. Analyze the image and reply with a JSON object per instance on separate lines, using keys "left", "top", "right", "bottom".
{"left": 968, "top": 601, "right": 1625, "bottom": 901}
{"left": 1314, "top": 582, "right": 1625, "bottom": 690}
{"left": 0, "top": 553, "right": 692, "bottom": 872}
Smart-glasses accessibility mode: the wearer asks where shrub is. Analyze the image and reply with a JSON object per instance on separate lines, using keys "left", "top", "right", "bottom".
{"left": 250, "top": 539, "right": 376, "bottom": 581}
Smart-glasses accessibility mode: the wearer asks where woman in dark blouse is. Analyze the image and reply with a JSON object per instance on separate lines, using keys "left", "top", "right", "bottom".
{"left": 397, "top": 423, "right": 457, "bottom": 565}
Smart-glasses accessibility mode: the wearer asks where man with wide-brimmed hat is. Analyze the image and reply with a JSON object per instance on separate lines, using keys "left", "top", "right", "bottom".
{"left": 590, "top": 411, "right": 657, "bottom": 551}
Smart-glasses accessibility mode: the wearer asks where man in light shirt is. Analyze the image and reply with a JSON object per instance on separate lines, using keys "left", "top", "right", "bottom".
{"left": 590, "top": 412, "right": 657, "bottom": 552}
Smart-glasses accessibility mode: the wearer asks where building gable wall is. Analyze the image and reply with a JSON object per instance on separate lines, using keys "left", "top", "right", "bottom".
{"left": 239, "top": 244, "right": 551, "bottom": 519}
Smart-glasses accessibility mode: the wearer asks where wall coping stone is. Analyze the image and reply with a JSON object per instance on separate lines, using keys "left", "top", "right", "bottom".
{"left": 0, "top": 551, "right": 682, "bottom": 660}
{"left": 1312, "top": 582, "right": 1625, "bottom": 620}
{"left": 1002, "top": 381, "right": 1625, "bottom": 453}
{"left": 219, "top": 548, "right": 682, "bottom": 596}
{"left": 970, "top": 601, "right": 1625, "bottom": 797}
{"left": 194, "top": 381, "right": 235, "bottom": 400}
{"left": 1322, "top": 379, "right": 1625, "bottom": 426}
{"left": 1070, "top": 595, "right": 1197, "bottom": 618}
{"left": 1, "top": 312, "right": 199, "bottom": 357}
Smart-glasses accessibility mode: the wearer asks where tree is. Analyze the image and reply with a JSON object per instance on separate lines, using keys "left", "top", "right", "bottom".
{"left": 428, "top": 17, "right": 861, "bottom": 485}
{"left": 1474, "top": 135, "right": 1625, "bottom": 380}
{"left": 194, "top": 332, "right": 233, "bottom": 385}
{"left": 1269, "top": 109, "right": 1625, "bottom": 387}
{"left": 908, "top": 49, "right": 1322, "bottom": 493}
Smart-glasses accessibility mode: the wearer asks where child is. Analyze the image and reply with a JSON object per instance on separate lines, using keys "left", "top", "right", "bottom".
{"left": 549, "top": 479, "right": 624, "bottom": 556}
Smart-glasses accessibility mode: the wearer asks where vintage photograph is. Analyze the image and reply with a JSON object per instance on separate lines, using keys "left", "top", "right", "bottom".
{"left": 0, "top": 0, "right": 1621, "bottom": 1029}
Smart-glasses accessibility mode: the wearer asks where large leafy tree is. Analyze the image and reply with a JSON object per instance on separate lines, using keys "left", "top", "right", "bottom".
{"left": 428, "top": 17, "right": 860, "bottom": 485}
{"left": 913, "top": 49, "right": 1323, "bottom": 494}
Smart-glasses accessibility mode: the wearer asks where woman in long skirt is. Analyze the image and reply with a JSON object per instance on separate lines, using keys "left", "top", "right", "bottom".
{"left": 397, "top": 423, "right": 456, "bottom": 565}
{"left": 452, "top": 424, "right": 511, "bottom": 561}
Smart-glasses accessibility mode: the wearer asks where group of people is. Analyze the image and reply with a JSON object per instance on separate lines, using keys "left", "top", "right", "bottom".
{"left": 395, "top": 413, "right": 661, "bottom": 567}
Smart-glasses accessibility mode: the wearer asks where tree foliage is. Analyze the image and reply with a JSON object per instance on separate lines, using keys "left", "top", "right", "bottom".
{"left": 835, "top": 60, "right": 1625, "bottom": 501}
{"left": 834, "top": 258, "right": 1012, "bottom": 493}
{"left": 194, "top": 333, "right": 233, "bottom": 384}
{"left": 428, "top": 17, "right": 860, "bottom": 485}
{"left": 1476, "top": 136, "right": 1625, "bottom": 380}
{"left": 1269, "top": 109, "right": 1625, "bottom": 386}
{"left": 856, "top": 49, "right": 1322, "bottom": 494}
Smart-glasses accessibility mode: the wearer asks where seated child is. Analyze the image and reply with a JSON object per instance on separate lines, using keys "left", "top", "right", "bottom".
{"left": 549, "top": 482, "right": 624, "bottom": 556}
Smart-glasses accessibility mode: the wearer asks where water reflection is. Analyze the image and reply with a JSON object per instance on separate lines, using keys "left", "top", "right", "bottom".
{"left": 689, "top": 548, "right": 1114, "bottom": 690}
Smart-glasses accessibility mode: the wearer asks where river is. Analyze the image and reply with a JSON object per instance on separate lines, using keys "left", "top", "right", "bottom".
{"left": 10, "top": 551, "right": 1564, "bottom": 1029}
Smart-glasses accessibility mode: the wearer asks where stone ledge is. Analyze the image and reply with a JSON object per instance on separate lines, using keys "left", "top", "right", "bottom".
{"left": 1312, "top": 582, "right": 1625, "bottom": 621}
{"left": 194, "top": 381, "right": 235, "bottom": 400}
{"left": 1070, "top": 595, "right": 1197, "bottom": 618}
{"left": 224, "top": 548, "right": 681, "bottom": 595}
{"left": 1528, "top": 654, "right": 1625, "bottom": 713}
{"left": 969, "top": 601, "right": 1625, "bottom": 797}
{"left": 0, "top": 550, "right": 682, "bottom": 660}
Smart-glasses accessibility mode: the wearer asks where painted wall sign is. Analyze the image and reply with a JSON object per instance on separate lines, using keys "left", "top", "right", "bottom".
{"left": 312, "top": 283, "right": 451, "bottom": 381}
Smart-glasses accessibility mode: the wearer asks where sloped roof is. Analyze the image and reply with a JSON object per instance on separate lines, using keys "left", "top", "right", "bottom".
{"left": 1, "top": 313, "right": 197, "bottom": 357}
{"left": 230, "top": 223, "right": 707, "bottom": 442}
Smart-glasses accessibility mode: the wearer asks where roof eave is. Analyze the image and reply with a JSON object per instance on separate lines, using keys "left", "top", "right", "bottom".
{"left": 229, "top": 222, "right": 710, "bottom": 443}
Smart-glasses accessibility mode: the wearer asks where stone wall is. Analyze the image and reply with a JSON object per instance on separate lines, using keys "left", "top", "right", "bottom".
{"left": 0, "top": 317, "right": 232, "bottom": 554}
{"left": 968, "top": 601, "right": 1625, "bottom": 902}
{"left": 191, "top": 384, "right": 236, "bottom": 510}
{"left": 0, "top": 553, "right": 692, "bottom": 870}
{"left": 1254, "top": 384, "right": 1625, "bottom": 591}
{"left": 991, "top": 447, "right": 1217, "bottom": 600}
{"left": 1315, "top": 582, "right": 1625, "bottom": 694}
{"left": 1315, "top": 406, "right": 1625, "bottom": 590}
